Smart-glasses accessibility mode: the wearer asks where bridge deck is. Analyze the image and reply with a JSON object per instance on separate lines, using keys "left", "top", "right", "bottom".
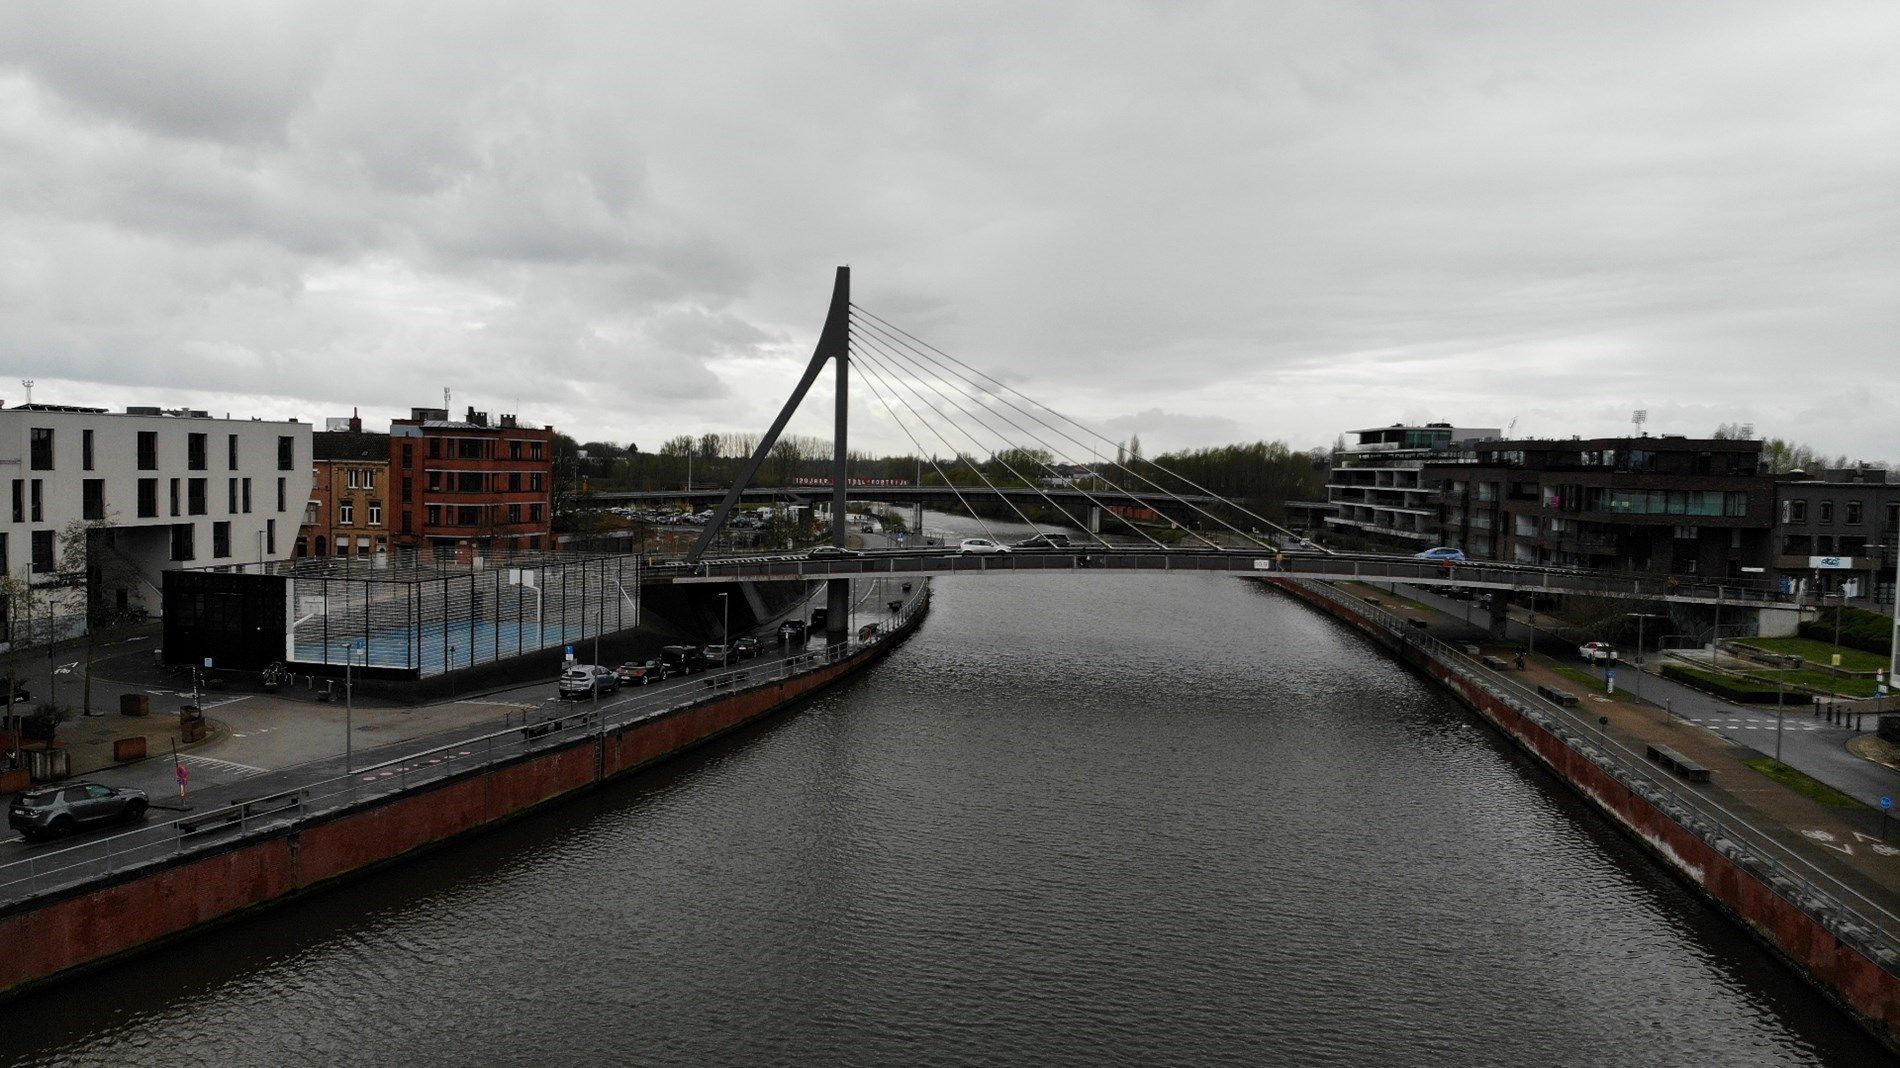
{"left": 650, "top": 548, "right": 1793, "bottom": 609}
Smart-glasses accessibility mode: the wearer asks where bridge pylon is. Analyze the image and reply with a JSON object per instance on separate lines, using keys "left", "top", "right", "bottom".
{"left": 688, "top": 266, "right": 854, "bottom": 644}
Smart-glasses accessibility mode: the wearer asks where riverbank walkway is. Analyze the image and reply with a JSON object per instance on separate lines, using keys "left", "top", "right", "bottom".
{"left": 1325, "top": 580, "right": 1900, "bottom": 930}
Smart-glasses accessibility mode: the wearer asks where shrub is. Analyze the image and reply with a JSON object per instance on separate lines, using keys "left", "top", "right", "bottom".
{"left": 1660, "top": 664, "right": 1784, "bottom": 703}
{"left": 1796, "top": 606, "right": 1892, "bottom": 657}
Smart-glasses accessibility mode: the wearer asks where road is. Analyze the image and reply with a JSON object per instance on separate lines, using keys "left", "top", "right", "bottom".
{"left": 1390, "top": 583, "right": 1899, "bottom": 806}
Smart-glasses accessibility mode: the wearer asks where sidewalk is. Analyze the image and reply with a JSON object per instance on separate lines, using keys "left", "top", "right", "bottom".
{"left": 1336, "top": 582, "right": 1900, "bottom": 918}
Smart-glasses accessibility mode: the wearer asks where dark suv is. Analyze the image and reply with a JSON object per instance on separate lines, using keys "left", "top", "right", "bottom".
{"left": 10, "top": 781, "right": 149, "bottom": 842}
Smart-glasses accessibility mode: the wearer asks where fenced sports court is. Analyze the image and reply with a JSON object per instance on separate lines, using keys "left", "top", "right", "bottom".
{"left": 190, "top": 548, "right": 639, "bottom": 678}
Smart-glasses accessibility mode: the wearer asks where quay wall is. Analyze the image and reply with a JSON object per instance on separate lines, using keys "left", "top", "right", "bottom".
{"left": 0, "top": 599, "right": 927, "bottom": 1001}
{"left": 1270, "top": 579, "right": 1900, "bottom": 1052}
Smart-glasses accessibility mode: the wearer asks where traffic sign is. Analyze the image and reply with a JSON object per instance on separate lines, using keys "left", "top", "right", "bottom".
{"left": 1882, "top": 797, "right": 1892, "bottom": 811}
{"left": 202, "top": 657, "right": 213, "bottom": 669}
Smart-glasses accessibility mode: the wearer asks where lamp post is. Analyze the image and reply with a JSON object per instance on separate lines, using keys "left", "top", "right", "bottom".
{"left": 345, "top": 638, "right": 362, "bottom": 773}
{"left": 1625, "top": 612, "right": 1665, "bottom": 702}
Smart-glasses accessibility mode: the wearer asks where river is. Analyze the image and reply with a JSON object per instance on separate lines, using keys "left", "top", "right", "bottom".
{"left": 1, "top": 515, "right": 1888, "bottom": 1065}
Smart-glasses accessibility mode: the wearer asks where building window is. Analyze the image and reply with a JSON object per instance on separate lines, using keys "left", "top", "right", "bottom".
{"left": 339, "top": 501, "right": 354, "bottom": 525}
{"left": 457, "top": 438, "right": 484, "bottom": 460}
{"left": 529, "top": 472, "right": 543, "bottom": 492}
{"left": 82, "top": 429, "right": 94, "bottom": 471}
{"left": 427, "top": 438, "right": 441, "bottom": 459}
{"left": 1819, "top": 500, "right": 1834, "bottom": 524}
{"left": 425, "top": 505, "right": 441, "bottom": 526}
{"left": 507, "top": 503, "right": 521, "bottom": 524}
{"left": 170, "top": 524, "right": 195, "bottom": 562}
{"left": 29, "top": 428, "right": 53, "bottom": 470}
{"left": 363, "top": 468, "right": 375, "bottom": 490}
{"left": 187, "top": 432, "right": 207, "bottom": 471}
{"left": 402, "top": 443, "right": 414, "bottom": 466}
{"left": 368, "top": 502, "right": 382, "bottom": 526}
{"left": 401, "top": 477, "right": 412, "bottom": 503}
{"left": 457, "top": 506, "right": 481, "bottom": 526}
{"left": 277, "top": 477, "right": 286, "bottom": 511}
{"left": 1846, "top": 501, "right": 1863, "bottom": 525}
{"left": 456, "top": 472, "right": 482, "bottom": 493}
{"left": 346, "top": 468, "right": 358, "bottom": 489}
{"left": 266, "top": 518, "right": 276, "bottom": 555}
{"left": 228, "top": 434, "right": 239, "bottom": 469}
{"left": 8, "top": 480, "right": 19, "bottom": 523}
{"left": 82, "top": 479, "right": 105, "bottom": 521}
{"left": 29, "top": 480, "right": 42, "bottom": 523}
{"left": 137, "top": 478, "right": 158, "bottom": 518}
{"left": 508, "top": 472, "right": 521, "bottom": 492}
{"left": 529, "top": 441, "right": 543, "bottom": 460}
{"left": 187, "top": 478, "right": 207, "bottom": 516}
{"left": 243, "top": 478, "right": 253, "bottom": 513}
{"left": 303, "top": 501, "right": 317, "bottom": 525}
{"left": 1788, "top": 499, "right": 1807, "bottom": 523}
{"left": 227, "top": 478, "right": 238, "bottom": 513}
{"left": 528, "top": 503, "right": 543, "bottom": 523}
{"left": 509, "top": 440, "right": 523, "bottom": 460}
{"left": 169, "top": 478, "right": 181, "bottom": 517}
{"left": 275, "top": 436, "right": 293, "bottom": 470}
{"left": 212, "top": 521, "right": 231, "bottom": 559}
{"left": 31, "top": 530, "right": 55, "bottom": 573}
{"left": 137, "top": 431, "right": 158, "bottom": 470}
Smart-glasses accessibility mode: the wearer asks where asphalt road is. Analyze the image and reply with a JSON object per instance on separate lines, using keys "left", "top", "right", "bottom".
{"left": 1392, "top": 583, "right": 1899, "bottom": 806}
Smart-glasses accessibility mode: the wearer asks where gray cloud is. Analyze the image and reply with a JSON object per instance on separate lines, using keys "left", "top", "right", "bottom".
{"left": 1, "top": 2, "right": 1896, "bottom": 461}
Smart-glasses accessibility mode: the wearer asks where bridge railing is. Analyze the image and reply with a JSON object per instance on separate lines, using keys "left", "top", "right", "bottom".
{"left": 0, "top": 590, "right": 932, "bottom": 909}
{"left": 1288, "top": 578, "right": 1900, "bottom": 962}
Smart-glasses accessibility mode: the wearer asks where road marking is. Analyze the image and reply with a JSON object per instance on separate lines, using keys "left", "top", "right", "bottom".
{"left": 179, "top": 754, "right": 268, "bottom": 778}
{"left": 1852, "top": 832, "right": 1883, "bottom": 844}
{"left": 1874, "top": 844, "right": 1900, "bottom": 857}
{"left": 463, "top": 700, "right": 536, "bottom": 709}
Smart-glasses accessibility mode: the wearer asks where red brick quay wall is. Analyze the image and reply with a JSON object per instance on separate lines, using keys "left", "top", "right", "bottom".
{"left": 1270, "top": 578, "right": 1900, "bottom": 1053}
{"left": 0, "top": 595, "right": 929, "bottom": 1001}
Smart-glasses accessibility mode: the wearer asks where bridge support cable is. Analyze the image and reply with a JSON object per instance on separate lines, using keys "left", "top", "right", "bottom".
{"left": 850, "top": 349, "right": 1003, "bottom": 544}
{"left": 851, "top": 346, "right": 1045, "bottom": 536}
{"left": 850, "top": 333, "right": 1165, "bottom": 550}
{"left": 850, "top": 310, "right": 1261, "bottom": 549}
{"left": 852, "top": 324, "right": 1223, "bottom": 550}
{"left": 850, "top": 306, "right": 1306, "bottom": 550}
{"left": 850, "top": 339, "right": 1141, "bottom": 548}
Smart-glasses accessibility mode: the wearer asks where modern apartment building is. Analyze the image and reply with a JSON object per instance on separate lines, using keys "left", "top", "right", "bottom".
{"left": 389, "top": 407, "right": 556, "bottom": 553}
{"left": 1432, "top": 436, "right": 1776, "bottom": 578}
{"left": 299, "top": 423, "right": 393, "bottom": 559}
{"left": 1773, "top": 466, "right": 1900, "bottom": 603}
{"left": 1324, "top": 424, "right": 1498, "bottom": 547}
{"left": 0, "top": 403, "right": 311, "bottom": 643}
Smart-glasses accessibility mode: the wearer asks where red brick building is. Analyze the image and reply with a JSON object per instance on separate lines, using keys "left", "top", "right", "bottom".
{"left": 390, "top": 407, "right": 555, "bottom": 553}
{"left": 297, "top": 422, "right": 392, "bottom": 559}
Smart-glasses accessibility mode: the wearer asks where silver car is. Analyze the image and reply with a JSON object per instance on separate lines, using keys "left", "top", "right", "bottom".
{"left": 558, "top": 664, "right": 619, "bottom": 699}
{"left": 10, "top": 781, "right": 149, "bottom": 842}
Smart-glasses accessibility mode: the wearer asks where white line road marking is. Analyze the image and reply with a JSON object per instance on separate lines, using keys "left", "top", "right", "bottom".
{"left": 179, "top": 754, "right": 268, "bottom": 778}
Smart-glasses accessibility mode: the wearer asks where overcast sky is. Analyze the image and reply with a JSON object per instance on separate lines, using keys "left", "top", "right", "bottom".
{"left": 2, "top": 2, "right": 1895, "bottom": 461}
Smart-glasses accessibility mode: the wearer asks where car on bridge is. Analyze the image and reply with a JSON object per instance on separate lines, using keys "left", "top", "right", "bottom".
{"left": 1414, "top": 547, "right": 1466, "bottom": 562}
{"left": 958, "top": 538, "right": 1010, "bottom": 554}
{"left": 1578, "top": 642, "right": 1618, "bottom": 664}
{"left": 778, "top": 619, "right": 808, "bottom": 643}
{"left": 699, "top": 644, "right": 735, "bottom": 668}
{"left": 1013, "top": 533, "right": 1072, "bottom": 549}
{"left": 661, "top": 645, "right": 699, "bottom": 674}
{"left": 733, "top": 636, "right": 761, "bottom": 659}
{"left": 807, "top": 545, "right": 864, "bottom": 558}
{"left": 10, "top": 782, "right": 148, "bottom": 842}
{"left": 559, "top": 664, "right": 620, "bottom": 698}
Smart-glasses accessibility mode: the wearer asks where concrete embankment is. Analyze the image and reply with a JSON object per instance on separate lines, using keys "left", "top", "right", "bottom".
{"left": 0, "top": 592, "right": 929, "bottom": 1002}
{"left": 1270, "top": 578, "right": 1900, "bottom": 1053}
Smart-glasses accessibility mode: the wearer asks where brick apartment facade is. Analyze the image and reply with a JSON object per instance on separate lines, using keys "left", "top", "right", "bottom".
{"left": 1431, "top": 436, "right": 1777, "bottom": 580}
{"left": 298, "top": 426, "right": 392, "bottom": 559}
{"left": 390, "top": 407, "right": 555, "bottom": 553}
{"left": 1774, "top": 467, "right": 1900, "bottom": 602}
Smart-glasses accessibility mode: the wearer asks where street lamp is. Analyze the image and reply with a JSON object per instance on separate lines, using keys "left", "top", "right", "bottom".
{"left": 1625, "top": 612, "right": 1666, "bottom": 701}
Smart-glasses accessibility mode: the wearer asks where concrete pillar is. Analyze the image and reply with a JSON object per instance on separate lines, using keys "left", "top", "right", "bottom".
{"left": 1486, "top": 591, "right": 1510, "bottom": 640}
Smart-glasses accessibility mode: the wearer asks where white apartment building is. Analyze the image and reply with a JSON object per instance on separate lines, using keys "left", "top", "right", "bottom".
{"left": 1325, "top": 423, "right": 1499, "bottom": 547}
{"left": 0, "top": 403, "right": 312, "bottom": 646}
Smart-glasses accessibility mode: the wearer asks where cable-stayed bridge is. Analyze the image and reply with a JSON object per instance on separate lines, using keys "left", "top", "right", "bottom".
{"left": 668, "top": 268, "right": 1799, "bottom": 636}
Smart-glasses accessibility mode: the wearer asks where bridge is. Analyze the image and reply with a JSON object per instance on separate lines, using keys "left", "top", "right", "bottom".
{"left": 676, "top": 267, "right": 1805, "bottom": 639}
{"left": 653, "top": 546, "right": 1794, "bottom": 609}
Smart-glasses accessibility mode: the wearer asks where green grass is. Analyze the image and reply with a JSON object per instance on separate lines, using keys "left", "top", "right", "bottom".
{"left": 1742, "top": 758, "right": 1867, "bottom": 810}
{"left": 1744, "top": 668, "right": 1880, "bottom": 699}
{"left": 1550, "top": 664, "right": 1633, "bottom": 701}
{"left": 1735, "top": 637, "right": 1888, "bottom": 674}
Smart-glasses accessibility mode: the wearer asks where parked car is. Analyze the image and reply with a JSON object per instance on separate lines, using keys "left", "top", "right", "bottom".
{"left": 958, "top": 538, "right": 1010, "bottom": 555}
{"left": 810, "top": 608, "right": 829, "bottom": 630}
{"left": 699, "top": 644, "right": 733, "bottom": 668}
{"left": 615, "top": 659, "right": 669, "bottom": 686}
{"left": 558, "top": 664, "right": 620, "bottom": 698}
{"left": 10, "top": 782, "right": 148, "bottom": 842}
{"left": 732, "top": 636, "right": 761, "bottom": 659}
{"left": 1578, "top": 642, "right": 1618, "bottom": 664}
{"left": 1013, "top": 532, "right": 1072, "bottom": 549}
{"left": 1414, "top": 547, "right": 1466, "bottom": 562}
{"left": 807, "top": 545, "right": 864, "bottom": 558}
{"left": 778, "top": 619, "right": 809, "bottom": 644}
{"left": 661, "top": 645, "right": 699, "bottom": 675}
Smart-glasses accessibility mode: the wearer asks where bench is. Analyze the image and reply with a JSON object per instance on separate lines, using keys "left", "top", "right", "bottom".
{"left": 1536, "top": 684, "right": 1580, "bottom": 707}
{"left": 1482, "top": 655, "right": 1512, "bottom": 671}
{"left": 1646, "top": 744, "right": 1711, "bottom": 783}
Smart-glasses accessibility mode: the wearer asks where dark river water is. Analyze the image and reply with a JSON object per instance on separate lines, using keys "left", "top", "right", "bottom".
{"left": 3, "top": 539, "right": 1889, "bottom": 1064}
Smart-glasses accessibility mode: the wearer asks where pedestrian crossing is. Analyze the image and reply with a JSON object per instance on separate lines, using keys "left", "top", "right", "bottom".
{"left": 1686, "top": 717, "right": 1824, "bottom": 733}
{"left": 178, "top": 753, "right": 269, "bottom": 779}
